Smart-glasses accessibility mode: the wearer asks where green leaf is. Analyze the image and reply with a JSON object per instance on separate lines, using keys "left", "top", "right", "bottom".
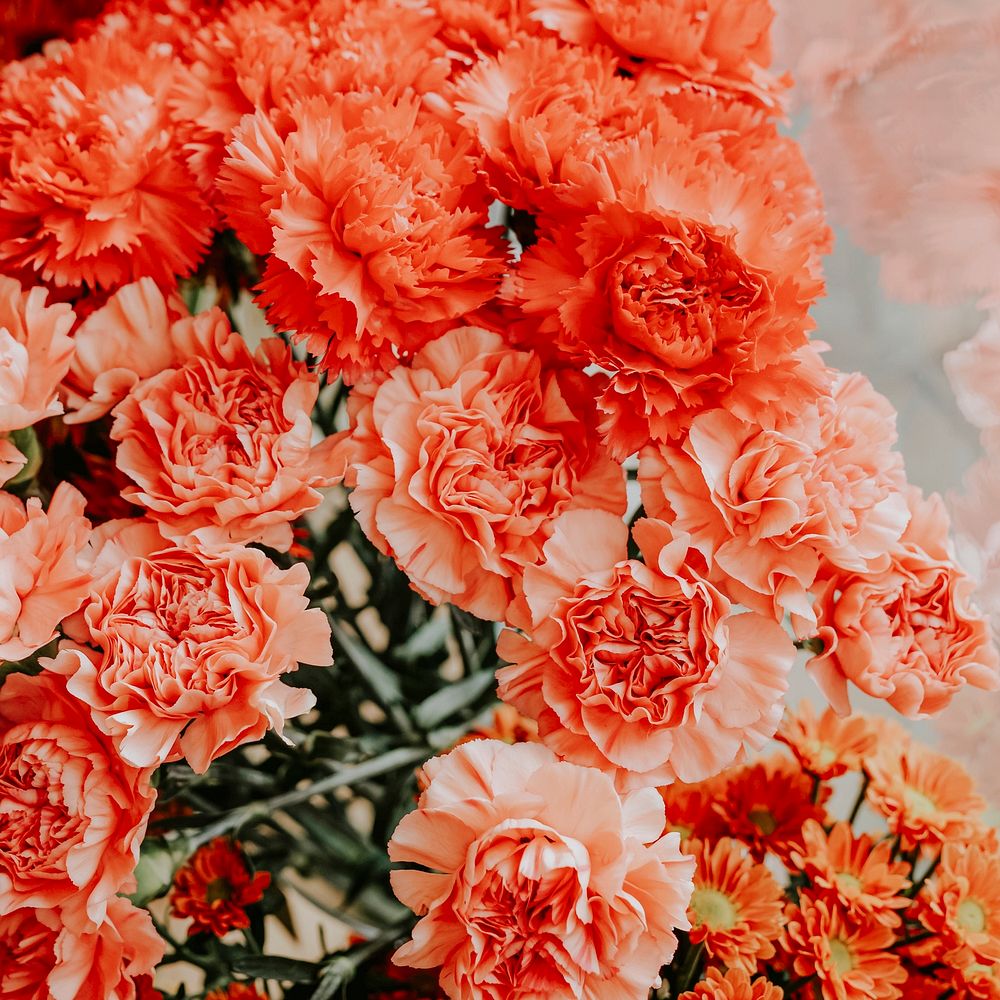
{"left": 311, "top": 956, "right": 358, "bottom": 1000}
{"left": 413, "top": 669, "right": 498, "bottom": 730}
{"left": 391, "top": 613, "right": 450, "bottom": 663}
{"left": 331, "top": 620, "right": 401, "bottom": 707}
{"left": 230, "top": 956, "right": 319, "bottom": 982}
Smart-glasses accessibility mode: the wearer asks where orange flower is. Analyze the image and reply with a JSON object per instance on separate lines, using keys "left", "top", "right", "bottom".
{"left": 791, "top": 821, "right": 910, "bottom": 928}
{"left": 686, "top": 837, "right": 784, "bottom": 972}
{"left": 866, "top": 739, "right": 986, "bottom": 853}
{"left": 205, "top": 985, "right": 268, "bottom": 1000}
{"left": 709, "top": 755, "right": 826, "bottom": 864}
{"left": 459, "top": 705, "right": 539, "bottom": 746}
{"left": 776, "top": 701, "right": 876, "bottom": 780}
{"left": 661, "top": 776, "right": 730, "bottom": 843}
{"left": 0, "top": 29, "right": 213, "bottom": 291}
{"left": 171, "top": 837, "right": 270, "bottom": 938}
{"left": 916, "top": 843, "right": 1000, "bottom": 968}
{"left": 220, "top": 92, "right": 506, "bottom": 381}
{"left": 679, "top": 967, "right": 783, "bottom": 1000}
{"left": 781, "top": 894, "right": 906, "bottom": 1000}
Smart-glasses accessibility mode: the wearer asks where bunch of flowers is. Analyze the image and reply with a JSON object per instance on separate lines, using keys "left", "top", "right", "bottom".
{"left": 0, "top": 0, "right": 996, "bottom": 998}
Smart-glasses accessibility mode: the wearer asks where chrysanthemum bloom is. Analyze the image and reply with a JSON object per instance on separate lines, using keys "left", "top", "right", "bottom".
{"left": 0, "top": 275, "right": 74, "bottom": 433}
{"left": 61, "top": 277, "right": 229, "bottom": 424}
{"left": 0, "top": 483, "right": 91, "bottom": 660}
{"left": 640, "top": 372, "right": 909, "bottom": 628}
{"left": 334, "top": 327, "right": 625, "bottom": 620}
{"left": 53, "top": 518, "right": 331, "bottom": 772}
{"left": 0, "top": 896, "right": 164, "bottom": 1000}
{"left": 0, "top": 30, "right": 213, "bottom": 291}
{"left": 916, "top": 843, "right": 1000, "bottom": 968}
{"left": 686, "top": 837, "right": 784, "bottom": 972}
{"left": 781, "top": 894, "right": 906, "bottom": 1000}
{"left": 678, "top": 967, "right": 784, "bottom": 1000}
{"left": 791, "top": 821, "right": 910, "bottom": 928}
{"left": 497, "top": 511, "right": 794, "bottom": 787}
{"left": 220, "top": 91, "right": 506, "bottom": 380}
{"left": 111, "top": 323, "right": 340, "bottom": 552}
{"left": 809, "top": 488, "right": 999, "bottom": 717}
{"left": 709, "top": 755, "right": 826, "bottom": 864}
{"left": 388, "top": 740, "right": 695, "bottom": 1000}
{"left": 661, "top": 775, "right": 730, "bottom": 843}
{"left": 205, "top": 985, "right": 269, "bottom": 1000}
{"left": 517, "top": 120, "right": 828, "bottom": 454}
{"left": 0, "top": 670, "right": 155, "bottom": 926}
{"left": 170, "top": 837, "right": 270, "bottom": 938}
{"left": 526, "top": 0, "right": 786, "bottom": 110}
{"left": 866, "top": 740, "right": 986, "bottom": 853}
{"left": 776, "top": 701, "right": 877, "bottom": 780}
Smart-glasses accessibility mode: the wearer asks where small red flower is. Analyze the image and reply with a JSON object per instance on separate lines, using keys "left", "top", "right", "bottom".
{"left": 205, "top": 985, "right": 268, "bottom": 1000}
{"left": 170, "top": 838, "right": 270, "bottom": 938}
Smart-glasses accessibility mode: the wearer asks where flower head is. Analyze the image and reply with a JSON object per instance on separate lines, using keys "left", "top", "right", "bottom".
{"left": 205, "top": 986, "right": 268, "bottom": 1000}
{"left": 679, "top": 967, "right": 784, "bottom": 1000}
{"left": 776, "top": 701, "right": 877, "bottom": 780}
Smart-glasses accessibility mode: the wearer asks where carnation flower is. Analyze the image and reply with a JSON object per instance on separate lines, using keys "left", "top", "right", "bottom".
{"left": 53, "top": 518, "right": 331, "bottom": 772}
{"left": 170, "top": 837, "right": 270, "bottom": 938}
{"left": 686, "top": 837, "right": 784, "bottom": 972}
{"left": 678, "top": 967, "right": 784, "bottom": 1000}
{"left": 0, "top": 671, "right": 155, "bottom": 926}
{"left": 0, "top": 483, "right": 92, "bottom": 661}
{"left": 0, "top": 275, "right": 74, "bottom": 433}
{"left": 110, "top": 323, "right": 340, "bottom": 552}
{"left": 866, "top": 739, "right": 986, "bottom": 852}
{"left": 388, "top": 740, "right": 695, "bottom": 1000}
{"left": 0, "top": 30, "right": 213, "bottom": 290}
{"left": 433, "top": 0, "right": 530, "bottom": 61}
{"left": 0, "top": 897, "right": 164, "bottom": 1000}
{"left": 709, "top": 755, "right": 826, "bottom": 864}
{"left": 333, "top": 327, "right": 625, "bottom": 620}
{"left": 791, "top": 821, "right": 910, "bottom": 928}
{"left": 640, "top": 372, "right": 909, "bottom": 628}
{"left": 497, "top": 511, "right": 794, "bottom": 787}
{"left": 776, "top": 701, "right": 877, "bottom": 780}
{"left": 810, "top": 488, "right": 1000, "bottom": 717}
{"left": 782, "top": 894, "right": 906, "bottom": 1000}
{"left": 220, "top": 91, "right": 506, "bottom": 380}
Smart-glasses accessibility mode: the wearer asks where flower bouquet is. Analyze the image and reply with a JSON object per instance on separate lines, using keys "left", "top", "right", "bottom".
{"left": 0, "top": 1, "right": 997, "bottom": 999}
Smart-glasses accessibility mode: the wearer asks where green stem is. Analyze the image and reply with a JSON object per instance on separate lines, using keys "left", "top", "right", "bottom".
{"left": 847, "top": 773, "right": 870, "bottom": 826}
{"left": 674, "top": 940, "right": 705, "bottom": 993}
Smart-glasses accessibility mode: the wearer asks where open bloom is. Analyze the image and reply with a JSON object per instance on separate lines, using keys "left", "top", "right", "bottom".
{"left": 497, "top": 510, "right": 794, "bottom": 787}
{"left": 0, "top": 275, "right": 75, "bottom": 433}
{"left": 0, "top": 483, "right": 92, "bottom": 661}
{"left": 111, "top": 322, "right": 340, "bottom": 552}
{"left": 0, "top": 671, "right": 155, "bottom": 927}
{"left": 220, "top": 91, "right": 506, "bottom": 380}
{"left": 334, "top": 327, "right": 625, "bottom": 621}
{"left": 54, "top": 519, "right": 331, "bottom": 773}
{"left": 679, "top": 967, "right": 784, "bottom": 1000}
{"left": 389, "top": 740, "right": 695, "bottom": 1000}
{"left": 0, "top": 896, "right": 164, "bottom": 1000}
{"left": 776, "top": 701, "right": 877, "bottom": 780}
{"left": 810, "top": 488, "right": 999, "bottom": 717}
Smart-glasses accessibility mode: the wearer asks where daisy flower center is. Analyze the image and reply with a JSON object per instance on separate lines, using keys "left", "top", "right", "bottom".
{"left": 748, "top": 807, "right": 777, "bottom": 835}
{"left": 958, "top": 898, "right": 988, "bottom": 934}
{"left": 690, "top": 887, "right": 740, "bottom": 931}
{"left": 828, "top": 936, "right": 855, "bottom": 976}
{"left": 834, "top": 871, "right": 863, "bottom": 894}
{"left": 902, "top": 785, "right": 939, "bottom": 819}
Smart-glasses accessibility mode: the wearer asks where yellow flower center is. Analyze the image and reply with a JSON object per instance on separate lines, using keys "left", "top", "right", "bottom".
{"left": 807, "top": 741, "right": 838, "bottom": 770}
{"left": 958, "top": 899, "right": 988, "bottom": 934}
{"left": 829, "top": 937, "right": 855, "bottom": 976}
{"left": 748, "top": 808, "right": 777, "bottom": 835}
{"left": 902, "top": 786, "right": 939, "bottom": 818}
{"left": 690, "top": 887, "right": 740, "bottom": 930}
{"left": 835, "top": 871, "right": 863, "bottom": 894}
{"left": 205, "top": 877, "right": 232, "bottom": 904}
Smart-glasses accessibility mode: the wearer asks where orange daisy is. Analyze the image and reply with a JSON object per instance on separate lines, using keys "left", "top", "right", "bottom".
{"left": 781, "top": 894, "right": 906, "bottom": 1000}
{"left": 866, "top": 740, "right": 986, "bottom": 852}
{"left": 791, "top": 821, "right": 910, "bottom": 928}
{"left": 916, "top": 843, "right": 1000, "bottom": 968}
{"left": 686, "top": 837, "right": 785, "bottom": 973}
{"left": 776, "top": 701, "right": 877, "bottom": 780}
{"left": 661, "top": 775, "right": 730, "bottom": 843}
{"left": 710, "top": 755, "right": 827, "bottom": 864}
{"left": 679, "top": 967, "right": 783, "bottom": 1000}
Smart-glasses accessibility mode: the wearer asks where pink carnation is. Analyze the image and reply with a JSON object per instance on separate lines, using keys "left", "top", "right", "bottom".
{"left": 0, "top": 671, "right": 155, "bottom": 927}
{"left": 389, "top": 739, "right": 695, "bottom": 1000}
{"left": 54, "top": 519, "right": 331, "bottom": 773}
{"left": 497, "top": 510, "right": 794, "bottom": 787}
{"left": 809, "top": 489, "right": 1000, "bottom": 717}
{"left": 0, "top": 483, "right": 92, "bottom": 661}
{"left": 110, "top": 325, "right": 340, "bottom": 552}
{"left": 334, "top": 326, "right": 625, "bottom": 620}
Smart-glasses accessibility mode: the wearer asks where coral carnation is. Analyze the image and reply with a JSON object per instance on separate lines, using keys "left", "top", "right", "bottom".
{"left": 497, "top": 511, "right": 794, "bottom": 787}
{"left": 679, "top": 967, "right": 784, "bottom": 1000}
{"left": 334, "top": 327, "right": 625, "bottom": 620}
{"left": 53, "top": 519, "right": 331, "bottom": 772}
{"left": 388, "top": 740, "right": 695, "bottom": 1000}
{"left": 170, "top": 837, "right": 270, "bottom": 938}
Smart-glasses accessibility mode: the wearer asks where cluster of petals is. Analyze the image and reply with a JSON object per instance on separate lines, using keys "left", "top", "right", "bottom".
{"left": 332, "top": 326, "right": 625, "bottom": 620}
{"left": 496, "top": 509, "right": 794, "bottom": 788}
{"left": 776, "top": 700, "right": 877, "bottom": 780}
{"left": 679, "top": 967, "right": 783, "bottom": 1000}
{"left": 388, "top": 739, "right": 695, "bottom": 1000}
{"left": 51, "top": 518, "right": 331, "bottom": 773}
